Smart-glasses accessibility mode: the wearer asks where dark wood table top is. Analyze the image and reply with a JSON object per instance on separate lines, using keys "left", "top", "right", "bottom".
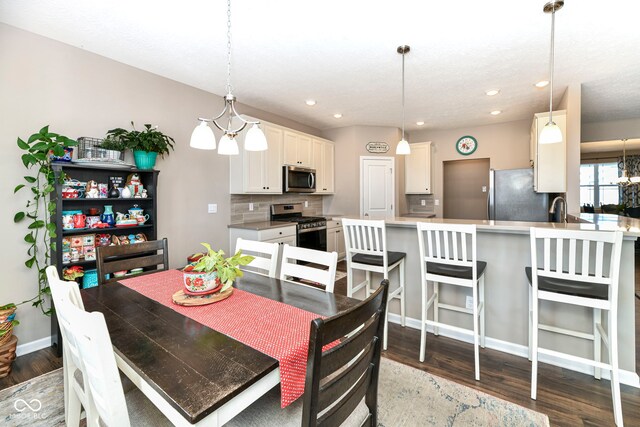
{"left": 81, "top": 271, "right": 356, "bottom": 424}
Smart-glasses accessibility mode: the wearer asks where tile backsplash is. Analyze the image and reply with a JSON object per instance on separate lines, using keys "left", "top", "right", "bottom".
{"left": 230, "top": 194, "right": 324, "bottom": 224}
{"left": 406, "top": 194, "right": 435, "bottom": 214}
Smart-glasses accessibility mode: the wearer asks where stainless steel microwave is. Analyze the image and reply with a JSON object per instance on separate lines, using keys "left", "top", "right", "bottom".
{"left": 283, "top": 166, "right": 316, "bottom": 193}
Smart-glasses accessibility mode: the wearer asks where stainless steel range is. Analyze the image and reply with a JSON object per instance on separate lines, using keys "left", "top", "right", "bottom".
{"left": 270, "top": 203, "right": 327, "bottom": 251}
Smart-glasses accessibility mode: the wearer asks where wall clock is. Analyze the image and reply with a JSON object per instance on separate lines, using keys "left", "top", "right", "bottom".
{"left": 456, "top": 135, "right": 478, "bottom": 156}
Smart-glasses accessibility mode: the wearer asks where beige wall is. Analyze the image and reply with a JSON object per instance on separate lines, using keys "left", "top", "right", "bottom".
{"left": 582, "top": 117, "right": 640, "bottom": 143}
{"left": 410, "top": 120, "right": 532, "bottom": 217}
{"left": 321, "top": 126, "right": 404, "bottom": 216}
{"left": 0, "top": 24, "right": 321, "bottom": 348}
{"left": 559, "top": 84, "right": 582, "bottom": 213}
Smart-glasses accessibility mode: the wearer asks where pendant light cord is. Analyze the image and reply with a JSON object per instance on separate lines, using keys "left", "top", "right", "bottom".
{"left": 548, "top": 9, "right": 555, "bottom": 124}
{"left": 226, "top": 0, "right": 233, "bottom": 95}
{"left": 401, "top": 51, "right": 406, "bottom": 140}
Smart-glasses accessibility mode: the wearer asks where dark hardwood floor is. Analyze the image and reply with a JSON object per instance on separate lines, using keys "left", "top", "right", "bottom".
{"left": 2, "top": 259, "right": 639, "bottom": 426}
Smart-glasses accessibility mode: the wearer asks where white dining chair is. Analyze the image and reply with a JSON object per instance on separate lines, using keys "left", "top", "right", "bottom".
{"left": 46, "top": 265, "right": 89, "bottom": 426}
{"left": 341, "top": 218, "right": 406, "bottom": 350}
{"left": 527, "top": 227, "right": 624, "bottom": 426}
{"left": 55, "top": 293, "right": 170, "bottom": 427}
{"left": 235, "top": 237, "right": 280, "bottom": 278}
{"left": 416, "top": 222, "right": 486, "bottom": 381}
{"left": 279, "top": 244, "right": 338, "bottom": 293}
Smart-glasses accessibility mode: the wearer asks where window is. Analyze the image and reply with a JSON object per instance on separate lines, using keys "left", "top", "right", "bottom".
{"left": 580, "top": 162, "right": 619, "bottom": 207}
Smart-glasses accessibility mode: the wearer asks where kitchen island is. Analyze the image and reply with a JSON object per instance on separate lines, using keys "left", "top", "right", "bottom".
{"left": 344, "top": 214, "right": 639, "bottom": 386}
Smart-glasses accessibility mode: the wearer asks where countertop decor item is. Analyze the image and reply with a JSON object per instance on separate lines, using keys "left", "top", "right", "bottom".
{"left": 189, "top": 0, "right": 267, "bottom": 154}
{"left": 456, "top": 135, "right": 478, "bottom": 155}
{"left": 182, "top": 243, "right": 254, "bottom": 294}
{"left": 14, "top": 126, "right": 77, "bottom": 316}
{"left": 539, "top": 0, "right": 564, "bottom": 145}
{"left": 395, "top": 45, "right": 411, "bottom": 155}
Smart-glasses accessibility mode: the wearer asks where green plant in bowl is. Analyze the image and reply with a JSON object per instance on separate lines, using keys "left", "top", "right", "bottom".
{"left": 184, "top": 243, "right": 254, "bottom": 293}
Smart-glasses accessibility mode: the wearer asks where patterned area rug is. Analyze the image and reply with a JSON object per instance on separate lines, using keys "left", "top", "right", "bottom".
{"left": 1, "top": 359, "right": 549, "bottom": 427}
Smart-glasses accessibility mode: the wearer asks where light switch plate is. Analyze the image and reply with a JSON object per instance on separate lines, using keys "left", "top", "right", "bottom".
{"left": 435, "top": 199, "right": 440, "bottom": 206}
{"left": 208, "top": 203, "right": 217, "bottom": 214}
{"left": 249, "top": 203, "right": 254, "bottom": 211}
{"left": 421, "top": 199, "right": 426, "bottom": 206}
{"left": 304, "top": 200, "right": 309, "bottom": 208}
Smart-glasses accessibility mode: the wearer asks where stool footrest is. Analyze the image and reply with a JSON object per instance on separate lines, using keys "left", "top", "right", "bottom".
{"left": 538, "top": 347, "right": 615, "bottom": 372}
{"left": 438, "top": 302, "right": 472, "bottom": 315}
{"left": 538, "top": 323, "right": 596, "bottom": 341}
{"left": 425, "top": 320, "right": 476, "bottom": 337}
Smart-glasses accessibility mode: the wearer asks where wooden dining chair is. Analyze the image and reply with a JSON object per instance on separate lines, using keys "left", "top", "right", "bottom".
{"left": 279, "top": 244, "right": 338, "bottom": 293}
{"left": 235, "top": 237, "right": 280, "bottom": 278}
{"left": 302, "top": 280, "right": 389, "bottom": 426}
{"left": 96, "top": 238, "right": 169, "bottom": 285}
{"left": 46, "top": 266, "right": 89, "bottom": 426}
{"left": 55, "top": 294, "right": 170, "bottom": 427}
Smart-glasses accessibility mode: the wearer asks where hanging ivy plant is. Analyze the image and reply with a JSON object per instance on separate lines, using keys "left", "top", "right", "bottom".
{"left": 14, "top": 126, "right": 77, "bottom": 315}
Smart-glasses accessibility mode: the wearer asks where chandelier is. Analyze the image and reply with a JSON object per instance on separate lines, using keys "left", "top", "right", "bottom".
{"left": 539, "top": 1, "right": 564, "bottom": 145}
{"left": 616, "top": 139, "right": 640, "bottom": 185}
{"left": 189, "top": 0, "right": 267, "bottom": 155}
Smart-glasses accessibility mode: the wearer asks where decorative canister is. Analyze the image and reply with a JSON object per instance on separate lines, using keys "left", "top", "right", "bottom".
{"left": 100, "top": 205, "right": 115, "bottom": 227}
{"left": 128, "top": 205, "right": 143, "bottom": 217}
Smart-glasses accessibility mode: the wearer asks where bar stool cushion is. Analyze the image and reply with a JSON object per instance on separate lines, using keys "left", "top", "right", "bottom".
{"left": 524, "top": 267, "right": 608, "bottom": 300}
{"left": 352, "top": 251, "right": 406, "bottom": 267}
{"left": 426, "top": 261, "right": 487, "bottom": 280}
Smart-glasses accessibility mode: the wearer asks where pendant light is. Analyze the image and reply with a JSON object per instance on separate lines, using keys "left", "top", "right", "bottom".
{"left": 396, "top": 45, "right": 411, "bottom": 155}
{"left": 616, "top": 139, "right": 640, "bottom": 185}
{"left": 539, "top": 1, "right": 564, "bottom": 145}
{"left": 189, "top": 0, "right": 268, "bottom": 154}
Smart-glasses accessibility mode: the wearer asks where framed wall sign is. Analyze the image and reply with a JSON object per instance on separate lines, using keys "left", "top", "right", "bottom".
{"left": 366, "top": 142, "right": 390, "bottom": 153}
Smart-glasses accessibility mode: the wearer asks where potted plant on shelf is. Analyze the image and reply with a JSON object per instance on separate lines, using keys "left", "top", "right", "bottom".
{"left": 182, "top": 243, "right": 254, "bottom": 295}
{"left": 105, "top": 121, "right": 175, "bottom": 170}
{"left": 14, "top": 126, "right": 77, "bottom": 315}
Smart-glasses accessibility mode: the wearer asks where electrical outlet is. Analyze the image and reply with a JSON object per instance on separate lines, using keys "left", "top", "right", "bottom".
{"left": 421, "top": 199, "right": 426, "bottom": 206}
{"left": 435, "top": 199, "right": 440, "bottom": 206}
{"left": 249, "top": 203, "right": 254, "bottom": 211}
{"left": 465, "top": 296, "right": 473, "bottom": 310}
{"left": 207, "top": 203, "right": 217, "bottom": 214}
{"left": 482, "top": 186, "right": 487, "bottom": 193}
{"left": 304, "top": 200, "right": 309, "bottom": 208}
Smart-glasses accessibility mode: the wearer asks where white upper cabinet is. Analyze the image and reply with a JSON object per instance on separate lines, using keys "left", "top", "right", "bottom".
{"left": 312, "top": 138, "right": 335, "bottom": 194}
{"left": 229, "top": 122, "right": 283, "bottom": 194}
{"left": 284, "top": 131, "right": 312, "bottom": 167}
{"left": 530, "top": 110, "right": 566, "bottom": 193}
{"left": 404, "top": 141, "right": 432, "bottom": 194}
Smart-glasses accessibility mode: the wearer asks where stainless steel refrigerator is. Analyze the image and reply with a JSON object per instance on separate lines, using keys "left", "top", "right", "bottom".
{"left": 488, "top": 168, "right": 549, "bottom": 221}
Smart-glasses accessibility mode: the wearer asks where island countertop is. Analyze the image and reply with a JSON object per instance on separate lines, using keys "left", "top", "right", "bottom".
{"left": 340, "top": 213, "right": 640, "bottom": 237}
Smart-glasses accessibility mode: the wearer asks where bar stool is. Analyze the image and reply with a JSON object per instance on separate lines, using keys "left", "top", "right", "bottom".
{"left": 342, "top": 218, "right": 406, "bottom": 350}
{"left": 416, "top": 222, "right": 486, "bottom": 381}
{"left": 527, "top": 227, "right": 624, "bottom": 426}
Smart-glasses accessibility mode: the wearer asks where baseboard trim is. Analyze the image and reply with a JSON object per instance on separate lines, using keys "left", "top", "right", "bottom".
{"left": 16, "top": 336, "right": 52, "bottom": 357}
{"left": 387, "top": 313, "right": 640, "bottom": 389}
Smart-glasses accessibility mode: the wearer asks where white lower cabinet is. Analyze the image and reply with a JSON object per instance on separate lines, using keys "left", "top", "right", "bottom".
{"left": 326, "top": 219, "right": 345, "bottom": 260}
{"left": 228, "top": 225, "right": 297, "bottom": 278}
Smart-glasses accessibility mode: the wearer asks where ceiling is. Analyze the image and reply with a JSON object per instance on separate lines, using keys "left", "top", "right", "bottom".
{"left": 2, "top": 0, "right": 639, "bottom": 132}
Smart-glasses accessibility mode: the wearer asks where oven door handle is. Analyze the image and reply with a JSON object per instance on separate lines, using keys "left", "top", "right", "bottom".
{"left": 298, "top": 226, "right": 327, "bottom": 234}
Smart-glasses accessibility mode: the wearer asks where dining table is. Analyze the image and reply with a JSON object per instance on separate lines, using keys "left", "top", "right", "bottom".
{"left": 81, "top": 269, "right": 357, "bottom": 426}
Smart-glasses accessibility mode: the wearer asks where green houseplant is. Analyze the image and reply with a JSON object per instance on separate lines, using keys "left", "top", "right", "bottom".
{"left": 14, "top": 126, "right": 77, "bottom": 315}
{"left": 105, "top": 122, "right": 175, "bottom": 170}
{"left": 182, "top": 243, "right": 254, "bottom": 294}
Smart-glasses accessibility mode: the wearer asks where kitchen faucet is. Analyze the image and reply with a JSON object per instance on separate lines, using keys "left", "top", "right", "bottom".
{"left": 549, "top": 196, "right": 567, "bottom": 223}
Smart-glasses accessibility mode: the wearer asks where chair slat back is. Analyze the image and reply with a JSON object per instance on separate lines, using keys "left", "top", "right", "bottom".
{"left": 417, "top": 222, "right": 476, "bottom": 268}
{"left": 96, "top": 238, "right": 169, "bottom": 285}
{"left": 56, "top": 297, "right": 130, "bottom": 427}
{"left": 235, "top": 238, "right": 279, "bottom": 278}
{"left": 279, "top": 245, "right": 338, "bottom": 293}
{"left": 302, "top": 281, "right": 389, "bottom": 427}
{"left": 530, "top": 227, "right": 623, "bottom": 292}
{"left": 342, "top": 219, "right": 387, "bottom": 256}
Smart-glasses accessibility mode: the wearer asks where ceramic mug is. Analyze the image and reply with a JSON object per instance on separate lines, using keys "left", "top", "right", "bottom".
{"left": 86, "top": 215, "right": 101, "bottom": 228}
{"left": 115, "top": 212, "right": 130, "bottom": 222}
{"left": 73, "top": 214, "right": 86, "bottom": 228}
{"left": 62, "top": 213, "right": 75, "bottom": 230}
{"left": 135, "top": 214, "right": 150, "bottom": 224}
{"left": 87, "top": 207, "right": 100, "bottom": 216}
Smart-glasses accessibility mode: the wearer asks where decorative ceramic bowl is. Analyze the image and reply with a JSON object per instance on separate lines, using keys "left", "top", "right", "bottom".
{"left": 183, "top": 270, "right": 220, "bottom": 294}
{"left": 113, "top": 270, "right": 127, "bottom": 277}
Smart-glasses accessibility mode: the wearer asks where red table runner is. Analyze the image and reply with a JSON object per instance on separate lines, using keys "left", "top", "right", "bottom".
{"left": 120, "top": 269, "right": 321, "bottom": 407}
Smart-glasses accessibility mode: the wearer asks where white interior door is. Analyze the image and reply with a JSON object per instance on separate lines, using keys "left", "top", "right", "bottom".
{"left": 360, "top": 157, "right": 395, "bottom": 218}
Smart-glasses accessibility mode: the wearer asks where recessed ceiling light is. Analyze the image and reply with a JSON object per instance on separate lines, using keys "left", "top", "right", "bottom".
{"left": 305, "top": 99, "right": 316, "bottom": 106}
{"left": 490, "top": 110, "right": 502, "bottom": 115}
{"left": 416, "top": 121, "right": 425, "bottom": 126}
{"left": 485, "top": 89, "right": 500, "bottom": 96}
{"left": 535, "top": 80, "right": 550, "bottom": 88}
{"left": 333, "top": 113, "right": 343, "bottom": 119}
